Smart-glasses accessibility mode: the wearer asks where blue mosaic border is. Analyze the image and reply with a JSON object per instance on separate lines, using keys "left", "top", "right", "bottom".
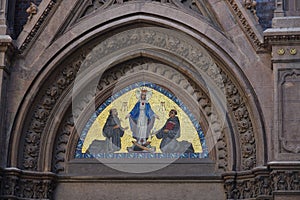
{"left": 75, "top": 82, "right": 209, "bottom": 158}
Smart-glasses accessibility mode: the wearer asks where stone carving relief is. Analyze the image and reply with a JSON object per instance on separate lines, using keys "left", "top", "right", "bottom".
{"left": 223, "top": 73, "right": 256, "bottom": 170}
{"left": 243, "top": 0, "right": 258, "bottom": 21}
{"left": 26, "top": 2, "right": 38, "bottom": 21}
{"left": 53, "top": 59, "right": 228, "bottom": 173}
{"left": 23, "top": 52, "right": 88, "bottom": 171}
{"left": 80, "top": 0, "right": 214, "bottom": 22}
{"left": 19, "top": 0, "right": 56, "bottom": 54}
{"left": 18, "top": 0, "right": 267, "bottom": 56}
{"left": 53, "top": 114, "right": 75, "bottom": 173}
{"left": 52, "top": 0, "right": 219, "bottom": 41}
{"left": 223, "top": 169, "right": 300, "bottom": 199}
{"left": 278, "top": 70, "right": 300, "bottom": 154}
{"left": 226, "top": 0, "right": 266, "bottom": 52}
{"left": 21, "top": 27, "right": 256, "bottom": 173}
{"left": 272, "top": 170, "right": 300, "bottom": 191}
{"left": 0, "top": 169, "right": 56, "bottom": 199}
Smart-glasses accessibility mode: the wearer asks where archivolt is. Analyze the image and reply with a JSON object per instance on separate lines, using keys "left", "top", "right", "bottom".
{"left": 52, "top": 58, "right": 228, "bottom": 173}
{"left": 11, "top": 26, "right": 261, "bottom": 175}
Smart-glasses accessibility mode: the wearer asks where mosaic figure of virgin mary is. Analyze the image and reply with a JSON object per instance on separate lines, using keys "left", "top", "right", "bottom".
{"left": 126, "top": 88, "right": 159, "bottom": 150}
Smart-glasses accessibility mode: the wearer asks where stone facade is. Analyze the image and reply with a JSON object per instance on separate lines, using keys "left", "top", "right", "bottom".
{"left": 0, "top": 0, "right": 300, "bottom": 199}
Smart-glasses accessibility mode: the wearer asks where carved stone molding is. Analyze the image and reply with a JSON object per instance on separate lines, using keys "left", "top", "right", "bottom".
{"left": 78, "top": 0, "right": 215, "bottom": 23}
{"left": 17, "top": 0, "right": 56, "bottom": 54}
{"left": 226, "top": 0, "right": 266, "bottom": 52}
{"left": 53, "top": 114, "right": 75, "bottom": 173}
{"left": 264, "top": 34, "right": 300, "bottom": 45}
{"left": 271, "top": 170, "right": 300, "bottom": 191}
{"left": 20, "top": 27, "right": 256, "bottom": 173}
{"left": 223, "top": 168, "right": 300, "bottom": 199}
{"left": 0, "top": 168, "right": 57, "bottom": 200}
{"left": 22, "top": 51, "right": 88, "bottom": 171}
{"left": 53, "top": 0, "right": 220, "bottom": 43}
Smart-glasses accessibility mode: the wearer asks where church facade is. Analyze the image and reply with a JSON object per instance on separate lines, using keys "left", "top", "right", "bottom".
{"left": 0, "top": 0, "right": 300, "bottom": 199}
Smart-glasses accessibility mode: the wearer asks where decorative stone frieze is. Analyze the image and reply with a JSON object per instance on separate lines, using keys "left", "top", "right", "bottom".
{"left": 22, "top": 52, "right": 88, "bottom": 171}
{"left": 223, "top": 168, "right": 300, "bottom": 199}
{"left": 0, "top": 168, "right": 56, "bottom": 200}
{"left": 79, "top": 0, "right": 214, "bottom": 22}
{"left": 17, "top": 0, "right": 56, "bottom": 54}
{"left": 226, "top": 0, "right": 267, "bottom": 52}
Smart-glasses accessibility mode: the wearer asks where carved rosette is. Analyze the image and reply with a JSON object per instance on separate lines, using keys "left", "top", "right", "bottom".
{"left": 22, "top": 27, "right": 256, "bottom": 173}
{"left": 0, "top": 168, "right": 56, "bottom": 199}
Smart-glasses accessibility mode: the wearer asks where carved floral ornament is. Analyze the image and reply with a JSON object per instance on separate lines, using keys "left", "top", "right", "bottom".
{"left": 223, "top": 170, "right": 300, "bottom": 199}
{"left": 0, "top": 169, "right": 56, "bottom": 200}
{"left": 21, "top": 27, "right": 257, "bottom": 174}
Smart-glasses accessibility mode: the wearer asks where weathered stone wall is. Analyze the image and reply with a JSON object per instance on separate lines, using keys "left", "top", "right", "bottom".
{"left": 0, "top": 0, "right": 300, "bottom": 199}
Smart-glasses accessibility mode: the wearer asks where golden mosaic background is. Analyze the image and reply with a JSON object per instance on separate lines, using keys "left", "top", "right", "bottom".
{"left": 82, "top": 87, "right": 203, "bottom": 153}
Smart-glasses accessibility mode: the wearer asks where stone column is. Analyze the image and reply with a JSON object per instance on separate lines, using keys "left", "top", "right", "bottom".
{"left": 264, "top": 9, "right": 300, "bottom": 200}
{"left": 0, "top": 35, "right": 12, "bottom": 168}
{"left": 0, "top": 0, "right": 14, "bottom": 169}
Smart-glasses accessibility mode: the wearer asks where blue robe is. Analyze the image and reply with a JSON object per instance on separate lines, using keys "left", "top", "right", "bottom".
{"left": 129, "top": 101, "right": 156, "bottom": 140}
